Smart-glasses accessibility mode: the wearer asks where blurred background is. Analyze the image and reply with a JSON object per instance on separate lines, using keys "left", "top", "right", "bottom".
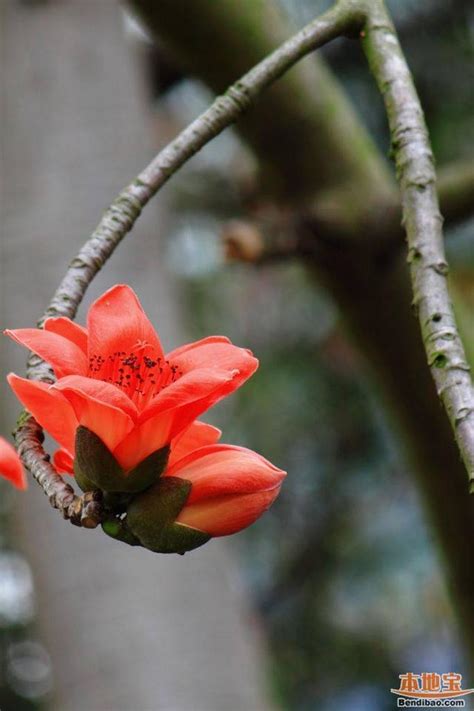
{"left": 1, "top": 1, "right": 473, "bottom": 710}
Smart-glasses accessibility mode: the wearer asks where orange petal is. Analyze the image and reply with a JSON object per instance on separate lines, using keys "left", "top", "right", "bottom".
{"left": 87, "top": 284, "right": 164, "bottom": 361}
{"left": 0, "top": 436, "right": 27, "bottom": 490}
{"left": 167, "top": 336, "right": 231, "bottom": 360}
{"left": 168, "top": 421, "right": 221, "bottom": 467}
{"left": 139, "top": 368, "right": 238, "bottom": 425}
{"left": 44, "top": 317, "right": 88, "bottom": 354}
{"left": 55, "top": 385, "right": 135, "bottom": 454}
{"left": 5, "top": 328, "right": 88, "bottom": 378}
{"left": 53, "top": 375, "right": 138, "bottom": 421}
{"left": 114, "top": 370, "right": 235, "bottom": 470}
{"left": 53, "top": 449, "right": 74, "bottom": 475}
{"left": 7, "top": 373, "right": 78, "bottom": 454}
{"left": 167, "top": 444, "right": 286, "bottom": 503}
{"left": 169, "top": 339, "right": 258, "bottom": 393}
{"left": 177, "top": 487, "right": 281, "bottom": 537}
{"left": 112, "top": 413, "right": 173, "bottom": 470}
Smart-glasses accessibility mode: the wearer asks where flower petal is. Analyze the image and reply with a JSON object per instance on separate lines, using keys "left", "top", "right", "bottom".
{"left": 0, "top": 436, "right": 27, "bottom": 490}
{"left": 167, "top": 336, "right": 231, "bottom": 360}
{"left": 167, "top": 444, "right": 286, "bottom": 503}
{"left": 87, "top": 284, "right": 164, "bottom": 361}
{"left": 7, "top": 373, "right": 78, "bottom": 453}
{"left": 169, "top": 339, "right": 258, "bottom": 393}
{"left": 177, "top": 488, "right": 281, "bottom": 537}
{"left": 44, "top": 317, "right": 88, "bottom": 354}
{"left": 4, "top": 329, "right": 88, "bottom": 378}
{"left": 55, "top": 385, "right": 135, "bottom": 454}
{"left": 168, "top": 421, "right": 221, "bottom": 467}
{"left": 53, "top": 448, "right": 74, "bottom": 475}
{"left": 113, "top": 370, "right": 235, "bottom": 470}
{"left": 53, "top": 375, "right": 138, "bottom": 421}
{"left": 139, "top": 366, "right": 243, "bottom": 426}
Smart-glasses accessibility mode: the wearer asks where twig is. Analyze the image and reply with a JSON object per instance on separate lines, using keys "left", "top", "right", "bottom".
{"left": 361, "top": 0, "right": 474, "bottom": 484}
{"left": 14, "top": 2, "right": 362, "bottom": 524}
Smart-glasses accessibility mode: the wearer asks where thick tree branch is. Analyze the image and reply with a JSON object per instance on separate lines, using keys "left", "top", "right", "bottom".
{"left": 128, "top": 0, "right": 394, "bottom": 211}
{"left": 222, "top": 157, "right": 474, "bottom": 265}
{"left": 361, "top": 0, "right": 474, "bottom": 485}
{"left": 14, "top": 2, "right": 360, "bottom": 524}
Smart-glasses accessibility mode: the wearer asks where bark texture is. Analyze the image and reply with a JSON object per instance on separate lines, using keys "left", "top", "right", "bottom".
{"left": 362, "top": 0, "right": 474, "bottom": 487}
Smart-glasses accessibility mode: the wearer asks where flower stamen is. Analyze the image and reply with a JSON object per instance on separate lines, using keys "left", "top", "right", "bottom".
{"left": 88, "top": 348, "right": 183, "bottom": 407}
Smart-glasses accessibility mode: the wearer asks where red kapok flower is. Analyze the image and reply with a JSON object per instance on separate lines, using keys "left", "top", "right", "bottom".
{"left": 5, "top": 284, "right": 258, "bottom": 472}
{"left": 54, "top": 421, "right": 284, "bottom": 538}
{"left": 0, "top": 436, "right": 27, "bottom": 490}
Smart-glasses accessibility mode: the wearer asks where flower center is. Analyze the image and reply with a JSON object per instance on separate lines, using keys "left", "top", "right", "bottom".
{"left": 88, "top": 341, "right": 183, "bottom": 408}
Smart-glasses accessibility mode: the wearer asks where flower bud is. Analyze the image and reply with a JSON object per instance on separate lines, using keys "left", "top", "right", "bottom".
{"left": 165, "top": 444, "right": 286, "bottom": 537}
{"left": 125, "top": 444, "right": 286, "bottom": 554}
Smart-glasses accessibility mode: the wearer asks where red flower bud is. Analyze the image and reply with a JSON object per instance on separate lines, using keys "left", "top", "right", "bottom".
{"left": 165, "top": 444, "right": 286, "bottom": 537}
{"left": 125, "top": 443, "right": 286, "bottom": 554}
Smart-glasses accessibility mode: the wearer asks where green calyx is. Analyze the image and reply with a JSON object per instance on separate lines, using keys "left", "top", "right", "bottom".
{"left": 101, "top": 517, "right": 142, "bottom": 547}
{"left": 74, "top": 426, "right": 170, "bottom": 494}
{"left": 74, "top": 428, "right": 210, "bottom": 555}
{"left": 126, "top": 477, "right": 211, "bottom": 555}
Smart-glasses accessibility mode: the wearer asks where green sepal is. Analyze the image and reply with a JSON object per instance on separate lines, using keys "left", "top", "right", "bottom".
{"left": 145, "top": 522, "right": 211, "bottom": 555}
{"left": 74, "top": 426, "right": 169, "bottom": 493}
{"left": 128, "top": 445, "right": 170, "bottom": 492}
{"left": 126, "top": 476, "right": 210, "bottom": 554}
{"left": 73, "top": 459, "right": 99, "bottom": 493}
{"left": 102, "top": 516, "right": 142, "bottom": 547}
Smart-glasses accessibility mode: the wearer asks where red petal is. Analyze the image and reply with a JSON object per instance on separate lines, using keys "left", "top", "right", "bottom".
{"left": 169, "top": 339, "right": 258, "bottom": 393}
{"left": 0, "top": 437, "right": 27, "bottom": 490}
{"left": 168, "top": 421, "right": 221, "bottom": 467}
{"left": 53, "top": 449, "right": 74, "bottom": 475}
{"left": 113, "top": 370, "right": 235, "bottom": 470}
{"left": 4, "top": 329, "right": 88, "bottom": 378}
{"left": 44, "top": 317, "right": 88, "bottom": 354}
{"left": 87, "top": 284, "right": 164, "bottom": 361}
{"left": 167, "top": 336, "right": 231, "bottom": 360}
{"left": 53, "top": 375, "right": 138, "bottom": 421}
{"left": 177, "top": 487, "right": 281, "bottom": 536}
{"left": 139, "top": 368, "right": 237, "bottom": 424}
{"left": 7, "top": 373, "right": 78, "bottom": 453}
{"left": 55, "top": 385, "right": 135, "bottom": 454}
{"left": 113, "top": 413, "right": 173, "bottom": 470}
{"left": 167, "top": 444, "right": 286, "bottom": 503}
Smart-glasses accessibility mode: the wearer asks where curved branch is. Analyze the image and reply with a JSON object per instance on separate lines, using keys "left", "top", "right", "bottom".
{"left": 361, "top": 0, "right": 474, "bottom": 484}
{"left": 14, "top": 1, "right": 362, "bottom": 524}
